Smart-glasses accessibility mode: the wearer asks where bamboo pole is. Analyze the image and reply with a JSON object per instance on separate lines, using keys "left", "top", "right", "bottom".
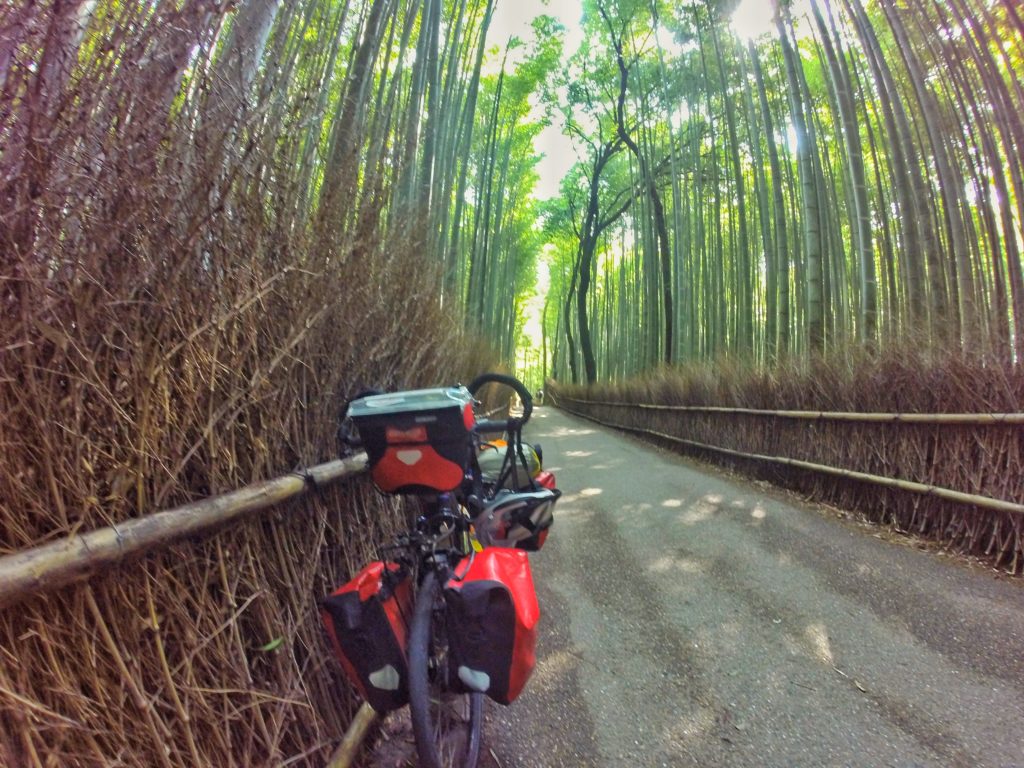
{"left": 561, "top": 406, "right": 1024, "bottom": 516}
{"left": 0, "top": 456, "right": 368, "bottom": 611}
{"left": 557, "top": 395, "right": 1024, "bottom": 424}
{"left": 324, "top": 702, "right": 378, "bottom": 768}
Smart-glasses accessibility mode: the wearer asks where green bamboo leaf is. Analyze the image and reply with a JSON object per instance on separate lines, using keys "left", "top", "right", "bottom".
{"left": 257, "top": 637, "right": 284, "bottom": 652}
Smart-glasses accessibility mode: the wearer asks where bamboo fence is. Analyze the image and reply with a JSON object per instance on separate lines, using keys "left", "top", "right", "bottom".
{"left": 551, "top": 383, "right": 1024, "bottom": 573}
{"left": 560, "top": 397, "right": 1024, "bottom": 425}
{"left": 0, "top": 456, "right": 368, "bottom": 611}
{"left": 0, "top": 463, "right": 405, "bottom": 768}
{"left": 6, "top": 454, "right": 389, "bottom": 768}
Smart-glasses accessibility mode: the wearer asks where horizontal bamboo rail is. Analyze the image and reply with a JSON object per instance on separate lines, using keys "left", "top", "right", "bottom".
{"left": 556, "top": 395, "right": 1024, "bottom": 425}
{"left": 559, "top": 404, "right": 1024, "bottom": 517}
{"left": 0, "top": 455, "right": 369, "bottom": 611}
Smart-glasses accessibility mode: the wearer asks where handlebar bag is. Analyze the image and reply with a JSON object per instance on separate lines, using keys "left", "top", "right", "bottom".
{"left": 348, "top": 387, "right": 475, "bottom": 494}
{"left": 321, "top": 561, "right": 412, "bottom": 712}
{"left": 444, "top": 548, "right": 539, "bottom": 705}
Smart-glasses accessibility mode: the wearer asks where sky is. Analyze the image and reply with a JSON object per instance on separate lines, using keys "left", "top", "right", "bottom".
{"left": 486, "top": 0, "right": 783, "bottom": 201}
{"left": 487, "top": 0, "right": 586, "bottom": 200}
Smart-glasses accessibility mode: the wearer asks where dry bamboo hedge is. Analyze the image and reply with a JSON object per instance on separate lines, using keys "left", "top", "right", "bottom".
{"left": 0, "top": 478, "right": 407, "bottom": 767}
{"left": 550, "top": 351, "right": 1024, "bottom": 573}
{"left": 1, "top": 2, "right": 498, "bottom": 764}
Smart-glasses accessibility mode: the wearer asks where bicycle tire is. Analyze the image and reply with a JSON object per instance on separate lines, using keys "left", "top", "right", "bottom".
{"left": 408, "top": 570, "right": 484, "bottom": 768}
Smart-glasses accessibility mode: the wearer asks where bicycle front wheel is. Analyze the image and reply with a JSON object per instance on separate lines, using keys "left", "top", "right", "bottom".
{"left": 408, "top": 570, "right": 484, "bottom": 768}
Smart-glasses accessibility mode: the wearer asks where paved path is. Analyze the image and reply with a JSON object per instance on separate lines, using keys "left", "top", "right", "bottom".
{"left": 481, "top": 407, "right": 1024, "bottom": 768}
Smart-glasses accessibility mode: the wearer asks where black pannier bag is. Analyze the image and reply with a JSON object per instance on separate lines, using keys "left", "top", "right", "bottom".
{"left": 321, "top": 561, "right": 412, "bottom": 712}
{"left": 347, "top": 387, "right": 476, "bottom": 494}
{"left": 444, "top": 548, "right": 539, "bottom": 705}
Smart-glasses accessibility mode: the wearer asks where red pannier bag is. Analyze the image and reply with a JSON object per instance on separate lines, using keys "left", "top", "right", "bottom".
{"left": 444, "top": 548, "right": 539, "bottom": 705}
{"left": 321, "top": 561, "right": 411, "bottom": 712}
{"left": 347, "top": 387, "right": 475, "bottom": 494}
{"left": 528, "top": 471, "right": 559, "bottom": 550}
{"left": 530, "top": 472, "right": 559, "bottom": 549}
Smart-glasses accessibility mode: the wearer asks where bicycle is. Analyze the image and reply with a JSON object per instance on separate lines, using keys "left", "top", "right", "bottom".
{"left": 329, "top": 372, "right": 559, "bottom": 768}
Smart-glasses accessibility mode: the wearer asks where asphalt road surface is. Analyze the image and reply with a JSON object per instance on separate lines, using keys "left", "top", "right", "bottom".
{"left": 477, "top": 406, "right": 1024, "bottom": 768}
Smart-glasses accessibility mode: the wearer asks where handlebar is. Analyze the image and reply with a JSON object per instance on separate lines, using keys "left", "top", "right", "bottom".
{"left": 467, "top": 372, "right": 533, "bottom": 431}
{"left": 473, "top": 419, "right": 513, "bottom": 434}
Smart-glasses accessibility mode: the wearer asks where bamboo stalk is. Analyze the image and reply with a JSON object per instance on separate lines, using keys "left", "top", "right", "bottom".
{"left": 146, "top": 577, "right": 204, "bottom": 765}
{"left": 0, "top": 456, "right": 368, "bottom": 611}
{"left": 558, "top": 396, "right": 1024, "bottom": 424}
{"left": 562, "top": 406, "right": 1024, "bottom": 516}
{"left": 324, "top": 702, "right": 377, "bottom": 768}
{"left": 85, "top": 587, "right": 175, "bottom": 768}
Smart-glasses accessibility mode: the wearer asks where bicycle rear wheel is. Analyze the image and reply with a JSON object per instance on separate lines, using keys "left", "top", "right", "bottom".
{"left": 408, "top": 570, "right": 483, "bottom": 768}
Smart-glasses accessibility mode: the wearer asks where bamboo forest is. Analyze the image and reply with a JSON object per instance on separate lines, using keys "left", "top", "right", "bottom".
{"left": 2, "top": 0, "right": 1024, "bottom": 765}
{"left": 538, "top": 0, "right": 1024, "bottom": 384}
{"left": 4, "top": 0, "right": 1024, "bottom": 385}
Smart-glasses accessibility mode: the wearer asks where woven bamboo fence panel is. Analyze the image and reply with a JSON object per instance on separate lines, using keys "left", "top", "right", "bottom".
{"left": 551, "top": 388, "right": 1024, "bottom": 573}
{"left": 0, "top": 459, "right": 412, "bottom": 767}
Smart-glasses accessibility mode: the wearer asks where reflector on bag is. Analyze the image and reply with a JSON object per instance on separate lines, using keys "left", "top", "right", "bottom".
{"left": 535, "top": 470, "right": 556, "bottom": 489}
{"left": 321, "top": 561, "right": 411, "bottom": 712}
{"left": 444, "top": 548, "right": 539, "bottom": 705}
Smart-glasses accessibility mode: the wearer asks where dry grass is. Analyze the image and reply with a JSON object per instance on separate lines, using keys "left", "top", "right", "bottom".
{"left": 552, "top": 346, "right": 1024, "bottom": 573}
{"left": 1, "top": 2, "right": 497, "bottom": 765}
